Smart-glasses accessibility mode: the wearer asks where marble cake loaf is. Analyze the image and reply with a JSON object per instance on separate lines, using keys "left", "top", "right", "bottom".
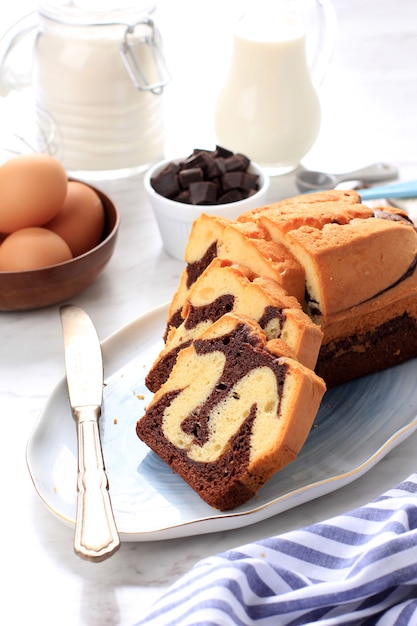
{"left": 137, "top": 313, "right": 326, "bottom": 511}
{"left": 238, "top": 190, "right": 417, "bottom": 387}
{"left": 146, "top": 257, "right": 323, "bottom": 393}
{"left": 137, "top": 189, "right": 417, "bottom": 510}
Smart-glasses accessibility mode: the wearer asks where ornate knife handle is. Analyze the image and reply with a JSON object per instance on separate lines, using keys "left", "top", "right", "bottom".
{"left": 73, "top": 406, "right": 120, "bottom": 561}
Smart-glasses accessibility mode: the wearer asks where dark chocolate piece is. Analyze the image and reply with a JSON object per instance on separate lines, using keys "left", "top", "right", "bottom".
{"left": 223, "top": 154, "right": 250, "bottom": 172}
{"left": 183, "top": 151, "right": 212, "bottom": 172}
{"left": 214, "top": 145, "right": 234, "bottom": 158}
{"left": 217, "top": 189, "right": 246, "bottom": 203}
{"left": 179, "top": 167, "right": 204, "bottom": 189}
{"left": 150, "top": 146, "right": 260, "bottom": 206}
{"left": 221, "top": 171, "right": 259, "bottom": 193}
{"left": 151, "top": 162, "right": 180, "bottom": 198}
{"left": 174, "top": 189, "right": 191, "bottom": 203}
{"left": 189, "top": 181, "right": 218, "bottom": 205}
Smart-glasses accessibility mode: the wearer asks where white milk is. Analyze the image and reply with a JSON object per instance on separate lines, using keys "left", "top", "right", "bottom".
{"left": 214, "top": 12, "right": 321, "bottom": 173}
{"left": 33, "top": 19, "right": 165, "bottom": 175}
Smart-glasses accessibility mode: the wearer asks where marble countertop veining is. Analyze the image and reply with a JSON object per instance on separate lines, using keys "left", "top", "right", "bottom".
{"left": 1, "top": 1, "right": 417, "bottom": 624}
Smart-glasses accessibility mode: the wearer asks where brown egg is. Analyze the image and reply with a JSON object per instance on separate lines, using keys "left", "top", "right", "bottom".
{"left": 0, "top": 154, "right": 68, "bottom": 233}
{"left": 0, "top": 227, "right": 72, "bottom": 271}
{"left": 46, "top": 181, "right": 105, "bottom": 257}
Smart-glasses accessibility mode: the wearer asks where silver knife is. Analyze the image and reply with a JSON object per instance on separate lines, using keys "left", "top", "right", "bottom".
{"left": 60, "top": 304, "right": 120, "bottom": 561}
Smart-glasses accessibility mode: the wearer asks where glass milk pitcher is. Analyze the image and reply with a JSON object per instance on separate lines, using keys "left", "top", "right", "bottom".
{"left": 214, "top": 0, "right": 337, "bottom": 175}
{"left": 0, "top": 0, "right": 170, "bottom": 177}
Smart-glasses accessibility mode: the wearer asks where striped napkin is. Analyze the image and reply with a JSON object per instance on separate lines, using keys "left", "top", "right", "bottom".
{"left": 134, "top": 474, "right": 417, "bottom": 625}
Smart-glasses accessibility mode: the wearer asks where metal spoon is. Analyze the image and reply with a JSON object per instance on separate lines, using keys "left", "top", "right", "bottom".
{"left": 296, "top": 162, "right": 398, "bottom": 192}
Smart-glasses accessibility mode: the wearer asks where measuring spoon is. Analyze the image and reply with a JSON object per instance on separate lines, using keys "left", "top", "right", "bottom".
{"left": 296, "top": 162, "right": 398, "bottom": 192}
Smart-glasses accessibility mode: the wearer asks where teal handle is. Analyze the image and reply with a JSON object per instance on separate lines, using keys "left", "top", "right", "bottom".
{"left": 358, "top": 179, "right": 417, "bottom": 200}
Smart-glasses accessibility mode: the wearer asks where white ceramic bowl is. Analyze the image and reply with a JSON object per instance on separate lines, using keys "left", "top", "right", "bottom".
{"left": 144, "top": 156, "right": 270, "bottom": 261}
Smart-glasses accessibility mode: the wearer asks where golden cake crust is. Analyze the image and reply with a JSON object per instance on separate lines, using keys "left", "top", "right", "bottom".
{"left": 284, "top": 216, "right": 417, "bottom": 316}
{"left": 238, "top": 189, "right": 368, "bottom": 233}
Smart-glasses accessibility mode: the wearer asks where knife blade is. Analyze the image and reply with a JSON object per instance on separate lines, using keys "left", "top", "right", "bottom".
{"left": 60, "top": 304, "right": 120, "bottom": 562}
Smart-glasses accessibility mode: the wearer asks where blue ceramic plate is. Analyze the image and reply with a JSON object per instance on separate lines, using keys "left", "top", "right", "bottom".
{"left": 26, "top": 304, "right": 417, "bottom": 541}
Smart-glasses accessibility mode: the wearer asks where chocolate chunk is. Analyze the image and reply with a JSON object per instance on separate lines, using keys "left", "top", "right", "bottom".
{"left": 151, "top": 162, "right": 181, "bottom": 198}
{"left": 223, "top": 154, "right": 250, "bottom": 172}
{"left": 174, "top": 189, "right": 191, "bottom": 203}
{"left": 241, "top": 172, "right": 259, "bottom": 192}
{"left": 205, "top": 155, "right": 222, "bottom": 180}
{"left": 179, "top": 167, "right": 204, "bottom": 189}
{"left": 214, "top": 145, "right": 234, "bottom": 159}
{"left": 217, "top": 189, "right": 246, "bottom": 203}
{"left": 183, "top": 152, "right": 212, "bottom": 172}
{"left": 189, "top": 181, "right": 218, "bottom": 205}
{"left": 150, "top": 145, "right": 260, "bottom": 206}
{"left": 221, "top": 171, "right": 259, "bottom": 193}
{"left": 215, "top": 157, "right": 228, "bottom": 175}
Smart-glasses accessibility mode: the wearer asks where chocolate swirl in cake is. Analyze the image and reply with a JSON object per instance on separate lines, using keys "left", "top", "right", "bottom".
{"left": 164, "top": 241, "right": 220, "bottom": 339}
{"left": 137, "top": 313, "right": 326, "bottom": 510}
{"left": 184, "top": 295, "right": 235, "bottom": 330}
{"left": 316, "top": 313, "right": 417, "bottom": 387}
{"left": 186, "top": 241, "right": 218, "bottom": 289}
{"left": 146, "top": 299, "right": 285, "bottom": 393}
{"left": 139, "top": 321, "right": 288, "bottom": 509}
{"left": 373, "top": 208, "right": 416, "bottom": 228}
{"left": 149, "top": 258, "right": 323, "bottom": 394}
{"left": 179, "top": 323, "right": 287, "bottom": 448}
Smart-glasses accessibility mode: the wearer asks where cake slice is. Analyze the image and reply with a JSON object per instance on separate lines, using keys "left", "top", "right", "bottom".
{"left": 146, "top": 258, "right": 322, "bottom": 392}
{"left": 165, "top": 213, "right": 305, "bottom": 337}
{"left": 137, "top": 313, "right": 326, "bottom": 511}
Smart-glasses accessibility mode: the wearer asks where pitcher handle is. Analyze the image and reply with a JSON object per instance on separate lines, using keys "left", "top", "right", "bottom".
{"left": 0, "top": 12, "right": 38, "bottom": 96}
{"left": 310, "top": 0, "right": 338, "bottom": 87}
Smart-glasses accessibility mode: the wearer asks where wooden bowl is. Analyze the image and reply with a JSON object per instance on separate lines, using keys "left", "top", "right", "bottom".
{"left": 0, "top": 183, "right": 120, "bottom": 311}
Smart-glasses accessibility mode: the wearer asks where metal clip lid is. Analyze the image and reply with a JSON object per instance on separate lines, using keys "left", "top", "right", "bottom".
{"left": 120, "top": 18, "right": 170, "bottom": 95}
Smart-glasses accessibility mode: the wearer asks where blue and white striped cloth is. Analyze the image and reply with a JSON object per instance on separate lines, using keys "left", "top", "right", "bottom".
{"left": 134, "top": 474, "right": 417, "bottom": 625}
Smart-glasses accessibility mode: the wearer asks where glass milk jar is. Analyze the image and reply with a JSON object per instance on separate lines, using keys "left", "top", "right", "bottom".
{"left": 214, "top": 0, "right": 336, "bottom": 175}
{"left": 1, "top": 1, "right": 170, "bottom": 176}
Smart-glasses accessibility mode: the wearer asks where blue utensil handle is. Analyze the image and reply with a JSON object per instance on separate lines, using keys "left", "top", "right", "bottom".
{"left": 359, "top": 179, "right": 417, "bottom": 200}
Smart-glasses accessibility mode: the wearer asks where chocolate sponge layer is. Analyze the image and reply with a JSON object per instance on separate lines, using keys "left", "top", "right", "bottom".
{"left": 316, "top": 313, "right": 417, "bottom": 388}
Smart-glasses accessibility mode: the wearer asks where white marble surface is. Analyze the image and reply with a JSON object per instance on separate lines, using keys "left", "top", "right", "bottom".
{"left": 1, "top": 0, "right": 417, "bottom": 624}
